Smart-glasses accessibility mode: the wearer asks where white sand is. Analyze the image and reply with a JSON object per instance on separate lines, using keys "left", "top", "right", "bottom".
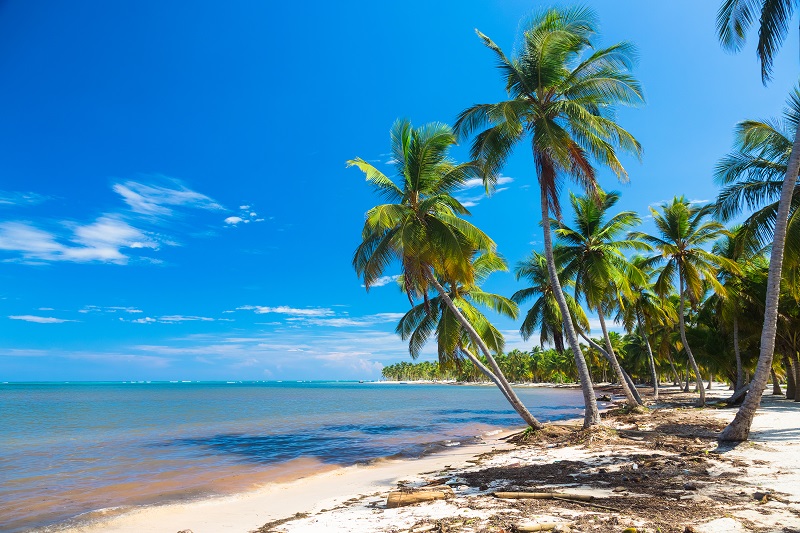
{"left": 49, "top": 431, "right": 516, "bottom": 533}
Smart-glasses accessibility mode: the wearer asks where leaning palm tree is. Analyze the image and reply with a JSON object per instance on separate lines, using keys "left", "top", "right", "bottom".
{"left": 717, "top": 3, "right": 800, "bottom": 440}
{"left": 351, "top": 118, "right": 543, "bottom": 429}
{"left": 555, "top": 190, "right": 648, "bottom": 406}
{"left": 630, "top": 197, "right": 737, "bottom": 406}
{"left": 396, "top": 252, "right": 519, "bottom": 393}
{"left": 454, "top": 6, "right": 643, "bottom": 427}
{"left": 616, "top": 255, "right": 677, "bottom": 401}
{"left": 512, "top": 251, "right": 589, "bottom": 353}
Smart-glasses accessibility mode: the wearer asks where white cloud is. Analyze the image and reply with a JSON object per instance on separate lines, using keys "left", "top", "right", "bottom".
{"left": 112, "top": 179, "right": 222, "bottom": 216}
{"left": 0, "top": 178, "right": 220, "bottom": 264}
{"left": 125, "top": 315, "right": 214, "bottom": 324}
{"left": 236, "top": 305, "right": 335, "bottom": 317}
{"left": 9, "top": 315, "right": 75, "bottom": 324}
{"left": 224, "top": 216, "right": 244, "bottom": 225}
{"left": 460, "top": 175, "right": 514, "bottom": 190}
{"left": 299, "top": 312, "right": 406, "bottom": 328}
{"left": 239, "top": 205, "right": 251, "bottom": 210}
{"left": 80, "top": 305, "right": 143, "bottom": 314}
{"left": 158, "top": 315, "right": 215, "bottom": 323}
{"left": 362, "top": 274, "right": 400, "bottom": 288}
{"left": 0, "top": 190, "right": 50, "bottom": 207}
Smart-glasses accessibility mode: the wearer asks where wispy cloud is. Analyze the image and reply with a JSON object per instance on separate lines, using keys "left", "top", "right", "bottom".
{"left": 236, "top": 305, "right": 335, "bottom": 317}
{"left": 293, "top": 312, "right": 406, "bottom": 328}
{"left": 113, "top": 179, "right": 222, "bottom": 216}
{"left": 0, "top": 190, "right": 51, "bottom": 207}
{"left": 0, "top": 178, "right": 223, "bottom": 264}
{"left": 460, "top": 175, "right": 514, "bottom": 190}
{"left": 362, "top": 274, "right": 400, "bottom": 288}
{"left": 124, "top": 315, "right": 215, "bottom": 324}
{"left": 456, "top": 176, "right": 514, "bottom": 207}
{"left": 9, "top": 315, "right": 76, "bottom": 324}
{"left": 80, "top": 305, "right": 143, "bottom": 314}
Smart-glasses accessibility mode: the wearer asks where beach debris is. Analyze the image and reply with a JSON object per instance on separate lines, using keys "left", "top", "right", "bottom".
{"left": 514, "top": 522, "right": 573, "bottom": 532}
{"left": 493, "top": 492, "right": 593, "bottom": 501}
{"left": 386, "top": 485, "right": 454, "bottom": 508}
{"left": 612, "top": 486, "right": 627, "bottom": 492}
{"left": 596, "top": 394, "right": 612, "bottom": 402}
{"left": 683, "top": 482, "right": 698, "bottom": 491}
{"left": 408, "top": 523, "right": 439, "bottom": 533}
{"left": 622, "top": 528, "right": 638, "bottom": 533}
{"left": 177, "top": 530, "right": 193, "bottom": 533}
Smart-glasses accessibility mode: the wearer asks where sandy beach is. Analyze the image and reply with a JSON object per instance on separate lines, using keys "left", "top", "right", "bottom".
{"left": 45, "top": 386, "right": 800, "bottom": 533}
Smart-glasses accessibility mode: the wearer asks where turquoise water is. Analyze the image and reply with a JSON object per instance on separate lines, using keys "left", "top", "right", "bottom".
{"left": 0, "top": 381, "right": 586, "bottom": 532}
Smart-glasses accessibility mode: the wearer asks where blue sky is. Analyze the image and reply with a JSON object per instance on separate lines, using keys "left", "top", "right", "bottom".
{"left": 0, "top": 1, "right": 797, "bottom": 381}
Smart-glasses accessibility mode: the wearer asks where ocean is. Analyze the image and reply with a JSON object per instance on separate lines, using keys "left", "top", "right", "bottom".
{"left": 0, "top": 381, "right": 586, "bottom": 532}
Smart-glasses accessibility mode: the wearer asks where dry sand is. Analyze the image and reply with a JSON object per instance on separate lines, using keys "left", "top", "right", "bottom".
{"left": 45, "top": 387, "right": 800, "bottom": 533}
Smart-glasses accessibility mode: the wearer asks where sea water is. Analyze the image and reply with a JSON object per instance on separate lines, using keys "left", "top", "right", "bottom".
{"left": 0, "top": 381, "right": 585, "bottom": 532}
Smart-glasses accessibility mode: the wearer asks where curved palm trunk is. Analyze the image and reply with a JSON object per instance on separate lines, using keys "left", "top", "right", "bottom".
{"left": 771, "top": 368, "right": 782, "bottom": 395}
{"left": 721, "top": 126, "right": 800, "bottom": 440}
{"left": 667, "top": 353, "right": 682, "bottom": 389}
{"left": 733, "top": 315, "right": 744, "bottom": 391}
{"left": 678, "top": 271, "right": 706, "bottom": 406}
{"left": 540, "top": 191, "right": 600, "bottom": 427}
{"left": 638, "top": 314, "right": 659, "bottom": 401}
{"left": 597, "top": 311, "right": 640, "bottom": 406}
{"left": 784, "top": 355, "right": 796, "bottom": 399}
{"left": 794, "top": 353, "right": 800, "bottom": 402}
{"left": 426, "top": 274, "right": 544, "bottom": 430}
{"left": 577, "top": 329, "right": 640, "bottom": 402}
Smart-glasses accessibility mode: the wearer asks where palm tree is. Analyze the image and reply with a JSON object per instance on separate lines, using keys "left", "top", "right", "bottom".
{"left": 555, "top": 190, "right": 648, "bottom": 406}
{"left": 717, "top": 3, "right": 800, "bottom": 440}
{"left": 512, "top": 251, "right": 589, "bottom": 353}
{"left": 630, "top": 197, "right": 737, "bottom": 406}
{"left": 351, "top": 119, "right": 543, "bottom": 429}
{"left": 396, "top": 252, "right": 519, "bottom": 391}
{"left": 616, "top": 255, "right": 677, "bottom": 401}
{"left": 454, "top": 6, "right": 643, "bottom": 427}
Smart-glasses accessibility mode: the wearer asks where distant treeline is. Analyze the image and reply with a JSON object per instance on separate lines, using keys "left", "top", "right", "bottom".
{"left": 381, "top": 335, "right": 692, "bottom": 385}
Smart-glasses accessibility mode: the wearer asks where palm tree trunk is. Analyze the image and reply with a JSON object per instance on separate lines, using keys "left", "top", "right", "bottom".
{"left": 638, "top": 315, "right": 659, "bottom": 401}
{"left": 539, "top": 190, "right": 600, "bottom": 427}
{"left": 678, "top": 270, "right": 706, "bottom": 406}
{"left": 771, "top": 368, "right": 782, "bottom": 395}
{"left": 425, "top": 274, "right": 544, "bottom": 430}
{"left": 785, "top": 355, "right": 796, "bottom": 399}
{"left": 577, "top": 329, "right": 641, "bottom": 404}
{"left": 733, "top": 315, "right": 744, "bottom": 391}
{"left": 720, "top": 126, "right": 800, "bottom": 440}
{"left": 684, "top": 361, "right": 690, "bottom": 393}
{"left": 667, "top": 353, "right": 682, "bottom": 389}
{"left": 597, "top": 311, "right": 640, "bottom": 406}
{"left": 707, "top": 372, "right": 713, "bottom": 390}
{"left": 794, "top": 353, "right": 800, "bottom": 402}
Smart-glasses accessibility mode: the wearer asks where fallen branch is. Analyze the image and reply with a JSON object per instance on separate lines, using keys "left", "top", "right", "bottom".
{"left": 387, "top": 486, "right": 454, "bottom": 508}
{"left": 515, "top": 523, "right": 573, "bottom": 532}
{"left": 552, "top": 496, "right": 622, "bottom": 513}
{"left": 494, "top": 492, "right": 593, "bottom": 501}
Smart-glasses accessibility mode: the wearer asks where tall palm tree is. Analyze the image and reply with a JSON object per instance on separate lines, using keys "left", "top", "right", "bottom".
{"left": 454, "top": 6, "right": 644, "bottom": 427}
{"left": 630, "top": 197, "right": 737, "bottom": 406}
{"left": 717, "top": 3, "right": 800, "bottom": 440}
{"left": 351, "top": 119, "right": 543, "bottom": 429}
{"left": 512, "top": 251, "right": 589, "bottom": 353}
{"left": 555, "top": 190, "right": 648, "bottom": 406}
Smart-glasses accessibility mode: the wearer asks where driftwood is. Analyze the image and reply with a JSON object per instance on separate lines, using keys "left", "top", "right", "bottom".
{"left": 494, "top": 492, "right": 593, "bottom": 501}
{"left": 515, "top": 523, "right": 573, "bottom": 532}
{"left": 386, "top": 485, "right": 454, "bottom": 508}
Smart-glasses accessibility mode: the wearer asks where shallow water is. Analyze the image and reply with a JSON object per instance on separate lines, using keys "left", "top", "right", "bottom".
{"left": 0, "top": 381, "right": 585, "bottom": 532}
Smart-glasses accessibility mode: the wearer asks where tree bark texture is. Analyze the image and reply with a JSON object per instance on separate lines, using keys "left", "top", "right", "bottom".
{"left": 771, "top": 368, "right": 782, "bottom": 395}
{"left": 785, "top": 355, "right": 796, "bottom": 399}
{"left": 721, "top": 125, "right": 800, "bottom": 440}
{"left": 540, "top": 190, "right": 600, "bottom": 427}
{"left": 733, "top": 315, "right": 744, "bottom": 391}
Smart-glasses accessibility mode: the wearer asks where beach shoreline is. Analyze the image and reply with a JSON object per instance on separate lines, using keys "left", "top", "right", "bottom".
{"left": 42, "top": 386, "right": 800, "bottom": 533}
